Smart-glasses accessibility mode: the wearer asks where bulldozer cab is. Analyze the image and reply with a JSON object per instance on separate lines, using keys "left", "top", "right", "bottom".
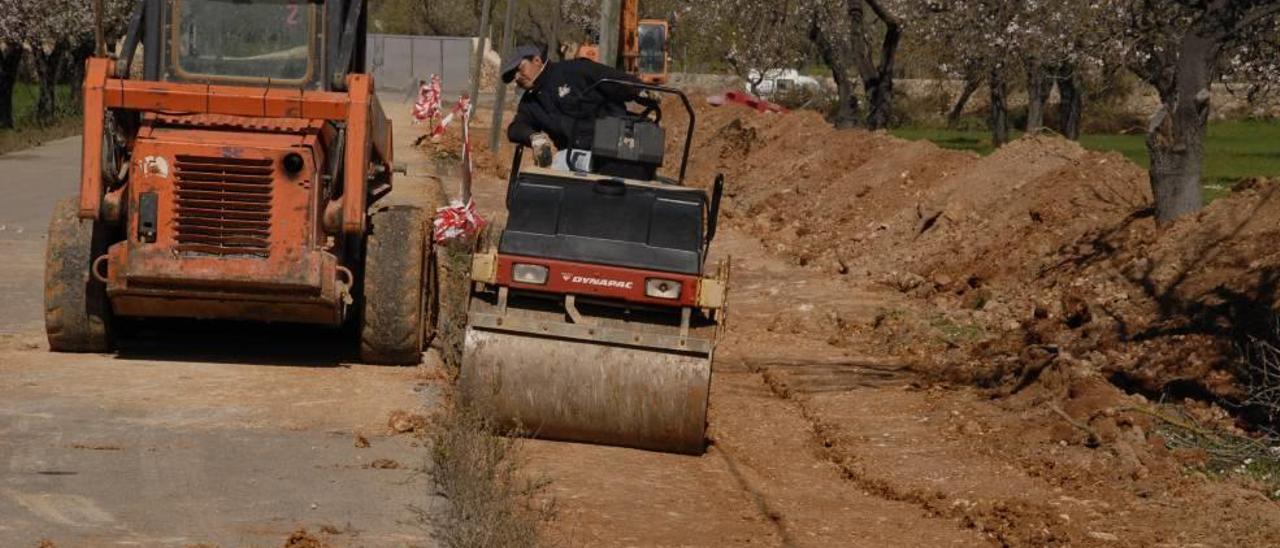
{"left": 119, "top": 0, "right": 366, "bottom": 91}
{"left": 636, "top": 20, "right": 668, "bottom": 85}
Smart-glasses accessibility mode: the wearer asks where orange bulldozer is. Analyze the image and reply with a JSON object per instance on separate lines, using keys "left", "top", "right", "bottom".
{"left": 46, "top": 0, "right": 433, "bottom": 364}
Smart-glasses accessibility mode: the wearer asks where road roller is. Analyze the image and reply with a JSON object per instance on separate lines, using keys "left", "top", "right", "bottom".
{"left": 461, "top": 81, "right": 728, "bottom": 454}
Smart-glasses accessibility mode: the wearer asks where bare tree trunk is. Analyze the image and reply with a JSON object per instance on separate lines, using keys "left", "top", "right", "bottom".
{"left": 808, "top": 17, "right": 859, "bottom": 129}
{"left": 31, "top": 44, "right": 66, "bottom": 125}
{"left": 0, "top": 45, "right": 21, "bottom": 129}
{"left": 1147, "top": 31, "right": 1217, "bottom": 225}
{"left": 989, "top": 68, "right": 1009, "bottom": 146}
{"left": 832, "top": 76, "right": 861, "bottom": 129}
{"left": 1025, "top": 60, "right": 1051, "bottom": 132}
{"left": 865, "top": 75, "right": 894, "bottom": 130}
{"left": 67, "top": 40, "right": 94, "bottom": 110}
{"left": 948, "top": 74, "right": 982, "bottom": 127}
{"left": 1056, "top": 64, "right": 1083, "bottom": 140}
{"left": 853, "top": 0, "right": 901, "bottom": 130}
{"left": 1130, "top": 2, "right": 1280, "bottom": 226}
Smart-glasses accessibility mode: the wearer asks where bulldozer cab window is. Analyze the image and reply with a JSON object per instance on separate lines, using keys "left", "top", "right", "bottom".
{"left": 637, "top": 23, "right": 666, "bottom": 75}
{"left": 169, "top": 0, "right": 318, "bottom": 85}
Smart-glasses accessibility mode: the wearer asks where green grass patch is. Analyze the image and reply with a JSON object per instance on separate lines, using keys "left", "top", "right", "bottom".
{"left": 0, "top": 82, "right": 79, "bottom": 156}
{"left": 892, "top": 119, "right": 1280, "bottom": 204}
{"left": 929, "top": 315, "right": 985, "bottom": 345}
{"left": 891, "top": 127, "right": 1017, "bottom": 156}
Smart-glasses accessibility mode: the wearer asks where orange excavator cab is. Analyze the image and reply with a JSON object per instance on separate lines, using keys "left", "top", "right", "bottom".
{"left": 572, "top": 1, "right": 669, "bottom": 85}
{"left": 46, "top": 0, "right": 431, "bottom": 364}
{"left": 634, "top": 19, "right": 669, "bottom": 85}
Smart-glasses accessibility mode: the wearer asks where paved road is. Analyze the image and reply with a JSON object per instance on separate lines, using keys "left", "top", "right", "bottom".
{"left": 0, "top": 136, "right": 81, "bottom": 334}
{"left": 0, "top": 103, "right": 445, "bottom": 546}
{"left": 0, "top": 342, "right": 439, "bottom": 546}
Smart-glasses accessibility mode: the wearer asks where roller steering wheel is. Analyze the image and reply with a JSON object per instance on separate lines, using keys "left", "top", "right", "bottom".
{"left": 637, "top": 96, "right": 663, "bottom": 124}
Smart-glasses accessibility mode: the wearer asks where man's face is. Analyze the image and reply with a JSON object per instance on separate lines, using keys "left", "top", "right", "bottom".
{"left": 513, "top": 56, "right": 544, "bottom": 90}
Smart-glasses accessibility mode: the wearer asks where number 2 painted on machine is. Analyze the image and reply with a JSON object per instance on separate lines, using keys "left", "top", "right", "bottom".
{"left": 286, "top": 1, "right": 300, "bottom": 25}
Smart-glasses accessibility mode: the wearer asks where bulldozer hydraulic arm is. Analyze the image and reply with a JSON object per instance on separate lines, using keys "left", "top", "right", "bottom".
{"left": 79, "top": 58, "right": 112, "bottom": 220}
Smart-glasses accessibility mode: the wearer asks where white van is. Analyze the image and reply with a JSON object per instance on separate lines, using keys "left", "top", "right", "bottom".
{"left": 746, "top": 68, "right": 821, "bottom": 97}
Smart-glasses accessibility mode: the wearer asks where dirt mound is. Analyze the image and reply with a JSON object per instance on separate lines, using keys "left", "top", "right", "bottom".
{"left": 416, "top": 122, "right": 503, "bottom": 180}
{"left": 686, "top": 96, "right": 1280, "bottom": 415}
{"left": 459, "top": 93, "right": 1277, "bottom": 414}
{"left": 998, "top": 178, "right": 1280, "bottom": 399}
{"left": 282, "top": 528, "right": 328, "bottom": 548}
{"left": 387, "top": 409, "right": 429, "bottom": 435}
{"left": 682, "top": 98, "right": 1150, "bottom": 283}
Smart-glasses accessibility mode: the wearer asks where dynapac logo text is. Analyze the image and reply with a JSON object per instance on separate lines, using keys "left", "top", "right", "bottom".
{"left": 562, "top": 273, "right": 634, "bottom": 290}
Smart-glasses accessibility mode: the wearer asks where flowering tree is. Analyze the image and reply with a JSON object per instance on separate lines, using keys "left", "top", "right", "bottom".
{"left": 1221, "top": 34, "right": 1280, "bottom": 106}
{"left": 911, "top": 0, "right": 1020, "bottom": 144}
{"left": 684, "top": 0, "right": 810, "bottom": 96}
{"left": 13, "top": 0, "right": 92, "bottom": 123}
{"left": 1121, "top": 0, "right": 1280, "bottom": 224}
{"left": 3, "top": 0, "right": 132, "bottom": 126}
{"left": 520, "top": 0, "right": 597, "bottom": 60}
{"left": 0, "top": 6, "right": 23, "bottom": 128}
{"left": 912, "top": 1, "right": 1126, "bottom": 143}
{"left": 806, "top": 0, "right": 903, "bottom": 130}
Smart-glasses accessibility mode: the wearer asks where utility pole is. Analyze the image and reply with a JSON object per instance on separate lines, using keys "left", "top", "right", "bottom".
{"left": 598, "top": 0, "right": 621, "bottom": 68}
{"left": 489, "top": 0, "right": 518, "bottom": 151}
{"left": 467, "top": 0, "right": 494, "bottom": 103}
{"left": 93, "top": 0, "right": 106, "bottom": 58}
{"left": 550, "top": 1, "right": 563, "bottom": 61}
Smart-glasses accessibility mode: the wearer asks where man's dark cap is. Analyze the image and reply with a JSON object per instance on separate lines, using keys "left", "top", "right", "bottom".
{"left": 501, "top": 44, "right": 543, "bottom": 83}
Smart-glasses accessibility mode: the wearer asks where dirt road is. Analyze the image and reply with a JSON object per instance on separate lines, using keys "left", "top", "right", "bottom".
{"left": 465, "top": 168, "right": 993, "bottom": 546}
{"left": 456, "top": 101, "right": 1280, "bottom": 546}
{"left": 6, "top": 88, "right": 1278, "bottom": 546}
{"left": 0, "top": 100, "right": 444, "bottom": 546}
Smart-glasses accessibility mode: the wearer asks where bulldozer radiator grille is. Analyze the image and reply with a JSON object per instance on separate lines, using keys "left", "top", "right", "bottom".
{"left": 173, "top": 155, "right": 274, "bottom": 257}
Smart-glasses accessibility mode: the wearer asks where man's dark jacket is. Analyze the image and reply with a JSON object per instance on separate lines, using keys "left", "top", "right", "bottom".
{"left": 507, "top": 58, "right": 640, "bottom": 151}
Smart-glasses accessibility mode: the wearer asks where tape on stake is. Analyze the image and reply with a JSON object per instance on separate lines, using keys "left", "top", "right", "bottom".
{"left": 432, "top": 95, "right": 473, "bottom": 138}
{"left": 412, "top": 74, "right": 442, "bottom": 124}
{"left": 432, "top": 94, "right": 485, "bottom": 243}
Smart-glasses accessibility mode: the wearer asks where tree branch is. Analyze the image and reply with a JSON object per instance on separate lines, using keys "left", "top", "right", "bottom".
{"left": 844, "top": 0, "right": 877, "bottom": 82}
{"left": 864, "top": 0, "right": 901, "bottom": 76}
{"left": 1231, "top": 2, "right": 1280, "bottom": 36}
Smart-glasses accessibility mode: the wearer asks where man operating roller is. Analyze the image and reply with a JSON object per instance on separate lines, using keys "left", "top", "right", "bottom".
{"left": 502, "top": 44, "right": 651, "bottom": 172}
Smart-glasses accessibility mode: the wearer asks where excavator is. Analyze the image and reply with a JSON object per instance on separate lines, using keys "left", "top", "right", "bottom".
{"left": 460, "top": 81, "right": 728, "bottom": 454}
{"left": 46, "top": 0, "right": 432, "bottom": 364}
{"left": 573, "top": 0, "right": 670, "bottom": 85}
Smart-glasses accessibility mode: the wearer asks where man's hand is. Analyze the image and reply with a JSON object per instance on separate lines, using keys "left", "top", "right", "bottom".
{"left": 638, "top": 89, "right": 662, "bottom": 104}
{"left": 530, "top": 132, "right": 554, "bottom": 167}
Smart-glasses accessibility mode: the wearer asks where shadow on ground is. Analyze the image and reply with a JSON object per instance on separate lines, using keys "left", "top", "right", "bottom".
{"left": 112, "top": 319, "right": 358, "bottom": 367}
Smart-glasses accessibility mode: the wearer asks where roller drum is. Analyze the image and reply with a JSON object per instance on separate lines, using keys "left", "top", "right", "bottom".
{"left": 460, "top": 327, "right": 712, "bottom": 454}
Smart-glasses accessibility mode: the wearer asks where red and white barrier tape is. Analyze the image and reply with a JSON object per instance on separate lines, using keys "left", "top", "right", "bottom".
{"left": 431, "top": 94, "right": 473, "bottom": 139}
{"left": 433, "top": 199, "right": 486, "bottom": 243}
{"left": 432, "top": 94, "right": 485, "bottom": 243}
{"left": 412, "top": 74, "right": 442, "bottom": 124}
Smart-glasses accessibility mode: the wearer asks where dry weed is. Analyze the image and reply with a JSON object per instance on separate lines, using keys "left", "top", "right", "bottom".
{"left": 1146, "top": 404, "right": 1280, "bottom": 498}
{"left": 429, "top": 409, "right": 554, "bottom": 548}
{"left": 1243, "top": 316, "right": 1280, "bottom": 423}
